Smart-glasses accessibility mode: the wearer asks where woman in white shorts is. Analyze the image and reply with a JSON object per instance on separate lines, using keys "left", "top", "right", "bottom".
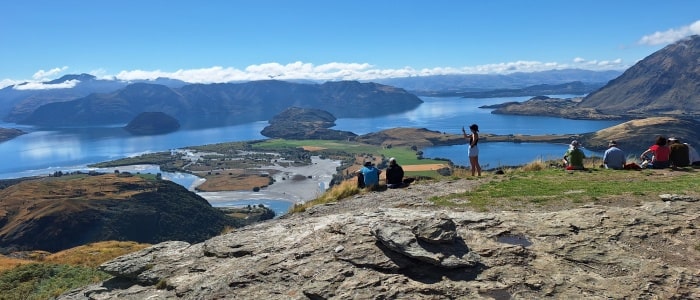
{"left": 462, "top": 124, "right": 482, "bottom": 176}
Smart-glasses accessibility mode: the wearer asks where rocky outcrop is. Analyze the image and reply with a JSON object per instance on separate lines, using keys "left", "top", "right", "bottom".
{"left": 59, "top": 179, "right": 700, "bottom": 299}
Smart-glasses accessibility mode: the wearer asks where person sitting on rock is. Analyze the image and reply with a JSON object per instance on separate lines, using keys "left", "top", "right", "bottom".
{"left": 357, "top": 160, "right": 380, "bottom": 190}
{"left": 563, "top": 140, "right": 585, "bottom": 170}
{"left": 385, "top": 157, "right": 408, "bottom": 189}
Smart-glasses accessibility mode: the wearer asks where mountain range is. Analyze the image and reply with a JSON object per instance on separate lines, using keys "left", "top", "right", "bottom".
{"left": 577, "top": 35, "right": 700, "bottom": 116}
{"left": 13, "top": 80, "right": 423, "bottom": 128}
{"left": 493, "top": 35, "right": 700, "bottom": 119}
{"left": 0, "top": 68, "right": 623, "bottom": 130}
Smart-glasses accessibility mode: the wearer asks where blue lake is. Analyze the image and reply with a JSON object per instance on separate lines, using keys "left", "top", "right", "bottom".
{"left": 0, "top": 95, "right": 623, "bottom": 215}
{"left": 0, "top": 95, "right": 621, "bottom": 179}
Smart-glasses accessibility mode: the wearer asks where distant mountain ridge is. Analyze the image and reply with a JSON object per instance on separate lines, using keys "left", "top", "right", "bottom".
{"left": 577, "top": 35, "right": 700, "bottom": 116}
{"left": 423, "top": 81, "right": 603, "bottom": 98}
{"left": 374, "top": 69, "right": 622, "bottom": 92}
{"left": 0, "top": 69, "right": 624, "bottom": 126}
{"left": 17, "top": 80, "right": 423, "bottom": 128}
{"left": 492, "top": 35, "right": 700, "bottom": 119}
{"left": 0, "top": 74, "right": 188, "bottom": 122}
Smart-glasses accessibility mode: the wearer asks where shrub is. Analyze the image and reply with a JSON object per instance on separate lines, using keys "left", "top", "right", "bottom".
{"left": 0, "top": 263, "right": 110, "bottom": 300}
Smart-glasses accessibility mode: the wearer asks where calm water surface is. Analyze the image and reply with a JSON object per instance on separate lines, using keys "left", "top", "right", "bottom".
{"left": 0, "top": 95, "right": 621, "bottom": 179}
{"left": 0, "top": 95, "right": 622, "bottom": 216}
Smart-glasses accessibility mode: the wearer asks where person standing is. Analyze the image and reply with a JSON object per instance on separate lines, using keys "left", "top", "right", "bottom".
{"left": 385, "top": 157, "right": 406, "bottom": 189}
{"left": 462, "top": 124, "right": 481, "bottom": 176}
{"left": 602, "top": 140, "right": 626, "bottom": 170}
{"left": 563, "top": 140, "right": 586, "bottom": 170}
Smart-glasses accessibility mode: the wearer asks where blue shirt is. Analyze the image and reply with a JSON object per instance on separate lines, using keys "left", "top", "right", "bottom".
{"left": 360, "top": 166, "right": 379, "bottom": 186}
{"left": 603, "top": 146, "right": 625, "bottom": 169}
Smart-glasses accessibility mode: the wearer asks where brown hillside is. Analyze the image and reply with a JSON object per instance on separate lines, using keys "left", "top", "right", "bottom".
{"left": 355, "top": 127, "right": 464, "bottom": 147}
{"left": 579, "top": 116, "right": 700, "bottom": 152}
{"left": 579, "top": 35, "right": 700, "bottom": 116}
{"left": 0, "top": 174, "right": 241, "bottom": 253}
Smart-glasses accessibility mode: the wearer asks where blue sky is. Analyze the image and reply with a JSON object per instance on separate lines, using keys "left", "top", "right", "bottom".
{"left": 1, "top": 0, "right": 699, "bottom": 89}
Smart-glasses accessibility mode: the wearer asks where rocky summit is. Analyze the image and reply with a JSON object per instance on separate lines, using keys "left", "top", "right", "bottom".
{"left": 59, "top": 178, "right": 699, "bottom": 299}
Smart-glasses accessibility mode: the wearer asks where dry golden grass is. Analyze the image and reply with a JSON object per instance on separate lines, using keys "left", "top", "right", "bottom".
{"left": 402, "top": 164, "right": 448, "bottom": 171}
{"left": 300, "top": 146, "right": 327, "bottom": 151}
{"left": 290, "top": 180, "right": 360, "bottom": 213}
{"left": 42, "top": 241, "right": 151, "bottom": 267}
{"left": 0, "top": 241, "right": 150, "bottom": 272}
{"left": 0, "top": 174, "right": 151, "bottom": 202}
{"left": 520, "top": 159, "right": 548, "bottom": 172}
{"left": 0, "top": 255, "right": 35, "bottom": 272}
{"left": 585, "top": 116, "right": 700, "bottom": 151}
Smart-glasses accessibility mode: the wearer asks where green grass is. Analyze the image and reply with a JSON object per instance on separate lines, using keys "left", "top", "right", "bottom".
{"left": 430, "top": 167, "right": 700, "bottom": 210}
{"left": 253, "top": 139, "right": 444, "bottom": 165}
{"left": 0, "top": 263, "right": 110, "bottom": 300}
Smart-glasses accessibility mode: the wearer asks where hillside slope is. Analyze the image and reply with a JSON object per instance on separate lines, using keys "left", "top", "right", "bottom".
{"left": 578, "top": 35, "right": 700, "bottom": 116}
{"left": 579, "top": 116, "right": 700, "bottom": 152}
{"left": 0, "top": 174, "right": 243, "bottom": 253}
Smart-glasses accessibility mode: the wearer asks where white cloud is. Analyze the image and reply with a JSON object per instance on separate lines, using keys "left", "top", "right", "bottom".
{"left": 0, "top": 79, "right": 23, "bottom": 89}
{"left": 13, "top": 79, "right": 80, "bottom": 90}
{"left": 4, "top": 58, "right": 628, "bottom": 90}
{"left": 638, "top": 20, "right": 700, "bottom": 45}
{"left": 109, "top": 59, "right": 627, "bottom": 84}
{"left": 32, "top": 66, "right": 68, "bottom": 80}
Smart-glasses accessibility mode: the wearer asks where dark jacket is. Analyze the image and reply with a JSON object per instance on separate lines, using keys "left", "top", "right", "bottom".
{"left": 385, "top": 164, "right": 404, "bottom": 185}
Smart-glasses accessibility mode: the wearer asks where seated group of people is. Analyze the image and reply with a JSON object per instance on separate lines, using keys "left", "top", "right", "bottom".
{"left": 639, "top": 136, "right": 699, "bottom": 169}
{"left": 356, "top": 157, "right": 412, "bottom": 190}
{"left": 562, "top": 136, "right": 700, "bottom": 171}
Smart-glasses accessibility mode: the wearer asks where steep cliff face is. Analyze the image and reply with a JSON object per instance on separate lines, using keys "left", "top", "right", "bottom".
{"left": 579, "top": 35, "right": 700, "bottom": 116}
{"left": 59, "top": 179, "right": 700, "bottom": 299}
